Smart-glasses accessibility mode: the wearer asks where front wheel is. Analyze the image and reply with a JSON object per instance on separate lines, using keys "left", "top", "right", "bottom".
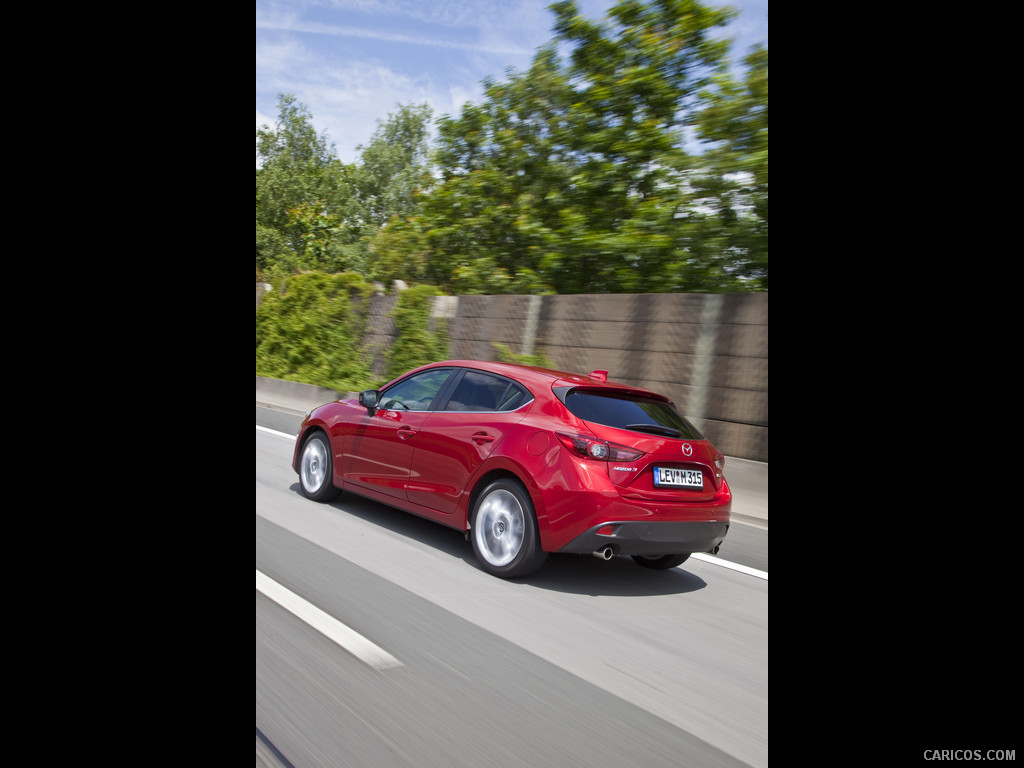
{"left": 631, "top": 553, "right": 690, "bottom": 570}
{"left": 470, "top": 479, "right": 546, "bottom": 578}
{"left": 299, "top": 432, "right": 341, "bottom": 502}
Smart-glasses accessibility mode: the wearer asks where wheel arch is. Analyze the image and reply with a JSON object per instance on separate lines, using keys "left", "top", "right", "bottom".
{"left": 463, "top": 464, "right": 552, "bottom": 550}
{"left": 293, "top": 424, "right": 332, "bottom": 475}
{"left": 466, "top": 468, "right": 525, "bottom": 520}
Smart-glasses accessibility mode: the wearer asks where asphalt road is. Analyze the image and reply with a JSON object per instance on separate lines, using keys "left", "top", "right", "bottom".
{"left": 257, "top": 408, "right": 768, "bottom": 768}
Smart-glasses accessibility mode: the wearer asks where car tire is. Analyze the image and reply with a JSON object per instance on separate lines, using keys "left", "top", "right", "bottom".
{"left": 631, "top": 554, "right": 690, "bottom": 570}
{"left": 470, "top": 479, "right": 547, "bottom": 578}
{"left": 299, "top": 431, "right": 341, "bottom": 502}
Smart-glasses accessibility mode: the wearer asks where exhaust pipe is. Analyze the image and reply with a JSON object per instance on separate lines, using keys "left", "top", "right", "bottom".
{"left": 707, "top": 545, "right": 720, "bottom": 555}
{"left": 593, "top": 546, "right": 614, "bottom": 560}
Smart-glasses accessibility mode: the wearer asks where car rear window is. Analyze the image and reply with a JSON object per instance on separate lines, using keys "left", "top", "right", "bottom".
{"left": 562, "top": 390, "right": 705, "bottom": 439}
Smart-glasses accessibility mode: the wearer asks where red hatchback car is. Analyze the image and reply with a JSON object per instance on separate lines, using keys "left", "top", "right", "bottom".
{"left": 293, "top": 360, "right": 731, "bottom": 578}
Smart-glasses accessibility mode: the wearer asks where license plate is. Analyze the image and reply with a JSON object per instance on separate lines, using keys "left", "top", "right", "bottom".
{"left": 653, "top": 467, "right": 704, "bottom": 488}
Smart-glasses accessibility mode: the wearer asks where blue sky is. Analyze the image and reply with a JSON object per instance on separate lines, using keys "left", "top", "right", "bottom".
{"left": 256, "top": 0, "right": 768, "bottom": 164}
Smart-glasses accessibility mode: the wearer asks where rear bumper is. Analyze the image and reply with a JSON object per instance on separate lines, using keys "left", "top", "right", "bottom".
{"left": 556, "top": 520, "right": 729, "bottom": 557}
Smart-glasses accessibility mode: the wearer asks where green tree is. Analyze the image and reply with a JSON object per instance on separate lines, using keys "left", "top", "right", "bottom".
{"left": 347, "top": 103, "right": 435, "bottom": 278}
{"left": 354, "top": 104, "right": 434, "bottom": 229}
{"left": 367, "top": 214, "right": 431, "bottom": 287}
{"left": 384, "top": 285, "right": 449, "bottom": 380}
{"left": 693, "top": 45, "right": 768, "bottom": 290}
{"left": 257, "top": 98, "right": 434, "bottom": 282}
{"left": 256, "top": 95, "right": 349, "bottom": 278}
{"left": 420, "top": 0, "right": 745, "bottom": 294}
{"left": 425, "top": 47, "right": 572, "bottom": 294}
{"left": 544, "top": 0, "right": 738, "bottom": 293}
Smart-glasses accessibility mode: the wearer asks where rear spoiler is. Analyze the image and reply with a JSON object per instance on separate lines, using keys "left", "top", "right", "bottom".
{"left": 552, "top": 384, "right": 671, "bottom": 405}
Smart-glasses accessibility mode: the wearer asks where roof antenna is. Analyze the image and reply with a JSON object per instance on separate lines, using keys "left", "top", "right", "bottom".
{"left": 590, "top": 370, "right": 608, "bottom": 383}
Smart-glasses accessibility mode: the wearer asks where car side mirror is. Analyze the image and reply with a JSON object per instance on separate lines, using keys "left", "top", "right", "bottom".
{"left": 359, "top": 389, "right": 380, "bottom": 413}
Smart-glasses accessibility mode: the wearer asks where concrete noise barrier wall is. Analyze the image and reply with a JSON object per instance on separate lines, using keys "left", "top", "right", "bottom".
{"left": 260, "top": 285, "right": 768, "bottom": 462}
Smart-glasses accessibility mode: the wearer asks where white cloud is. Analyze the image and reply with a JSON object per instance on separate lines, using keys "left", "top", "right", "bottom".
{"left": 259, "top": 17, "right": 534, "bottom": 56}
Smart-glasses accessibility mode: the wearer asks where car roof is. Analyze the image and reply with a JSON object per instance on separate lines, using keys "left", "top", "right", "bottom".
{"left": 422, "top": 359, "right": 666, "bottom": 401}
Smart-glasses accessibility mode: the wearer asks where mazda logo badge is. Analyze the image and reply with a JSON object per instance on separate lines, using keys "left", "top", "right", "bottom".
{"left": 681, "top": 443, "right": 693, "bottom": 456}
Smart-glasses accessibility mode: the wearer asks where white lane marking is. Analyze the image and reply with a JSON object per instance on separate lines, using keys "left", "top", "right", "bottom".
{"left": 691, "top": 553, "right": 768, "bottom": 580}
{"left": 257, "top": 425, "right": 294, "bottom": 439}
{"left": 256, "top": 570, "right": 403, "bottom": 670}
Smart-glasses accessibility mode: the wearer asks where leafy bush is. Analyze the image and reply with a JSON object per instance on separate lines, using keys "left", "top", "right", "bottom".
{"left": 256, "top": 271, "right": 375, "bottom": 393}
{"left": 492, "top": 342, "right": 552, "bottom": 368}
{"left": 384, "top": 284, "right": 449, "bottom": 381}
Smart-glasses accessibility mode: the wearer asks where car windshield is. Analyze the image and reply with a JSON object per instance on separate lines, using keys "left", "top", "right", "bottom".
{"left": 562, "top": 390, "right": 705, "bottom": 440}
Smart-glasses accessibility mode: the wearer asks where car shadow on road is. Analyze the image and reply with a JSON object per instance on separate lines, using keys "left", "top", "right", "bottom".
{"left": 518, "top": 553, "right": 707, "bottom": 597}
{"left": 300, "top": 486, "right": 708, "bottom": 597}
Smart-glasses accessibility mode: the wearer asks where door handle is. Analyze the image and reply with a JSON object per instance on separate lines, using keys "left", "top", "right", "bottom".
{"left": 472, "top": 432, "right": 495, "bottom": 444}
{"left": 398, "top": 427, "right": 417, "bottom": 440}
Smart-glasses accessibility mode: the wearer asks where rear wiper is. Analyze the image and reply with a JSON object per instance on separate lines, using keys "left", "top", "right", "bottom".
{"left": 626, "top": 423, "right": 682, "bottom": 438}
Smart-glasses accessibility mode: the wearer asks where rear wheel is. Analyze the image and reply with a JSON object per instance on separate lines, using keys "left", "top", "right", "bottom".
{"left": 299, "top": 432, "right": 341, "bottom": 502}
{"left": 470, "top": 479, "right": 546, "bottom": 578}
{"left": 632, "top": 553, "right": 690, "bottom": 570}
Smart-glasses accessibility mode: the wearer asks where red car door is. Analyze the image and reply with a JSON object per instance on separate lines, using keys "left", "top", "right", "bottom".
{"left": 344, "top": 408, "right": 432, "bottom": 499}
{"left": 342, "top": 368, "right": 453, "bottom": 501}
{"left": 406, "top": 370, "right": 533, "bottom": 516}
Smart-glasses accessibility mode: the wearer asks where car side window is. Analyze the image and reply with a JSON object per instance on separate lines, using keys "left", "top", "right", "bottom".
{"left": 380, "top": 369, "right": 451, "bottom": 411}
{"left": 446, "top": 371, "right": 531, "bottom": 412}
{"left": 497, "top": 385, "right": 528, "bottom": 411}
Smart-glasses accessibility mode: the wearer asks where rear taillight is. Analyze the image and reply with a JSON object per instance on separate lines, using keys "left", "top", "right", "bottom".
{"left": 555, "top": 432, "right": 644, "bottom": 462}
